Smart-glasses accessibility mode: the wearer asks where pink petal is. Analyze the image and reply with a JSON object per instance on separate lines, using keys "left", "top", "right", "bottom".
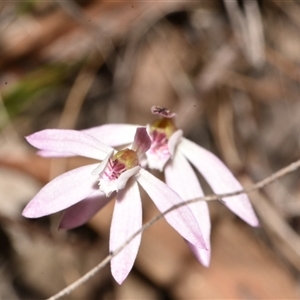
{"left": 168, "top": 129, "right": 183, "bottom": 156}
{"left": 83, "top": 124, "right": 139, "bottom": 147}
{"left": 26, "top": 129, "right": 113, "bottom": 160}
{"left": 92, "top": 151, "right": 113, "bottom": 175}
{"left": 59, "top": 192, "right": 114, "bottom": 229}
{"left": 117, "top": 166, "right": 140, "bottom": 191}
{"left": 37, "top": 150, "right": 73, "bottom": 157}
{"left": 22, "top": 163, "right": 99, "bottom": 218}
{"left": 189, "top": 243, "right": 210, "bottom": 267}
{"left": 165, "top": 151, "right": 211, "bottom": 266}
{"left": 110, "top": 180, "right": 142, "bottom": 284}
{"left": 137, "top": 168, "right": 206, "bottom": 249}
{"left": 146, "top": 149, "right": 170, "bottom": 172}
{"left": 179, "top": 138, "right": 259, "bottom": 227}
{"left": 131, "top": 127, "right": 151, "bottom": 159}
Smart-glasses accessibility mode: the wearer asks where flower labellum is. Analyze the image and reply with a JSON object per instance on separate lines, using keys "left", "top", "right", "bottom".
{"left": 96, "top": 149, "right": 139, "bottom": 197}
{"left": 146, "top": 115, "right": 182, "bottom": 171}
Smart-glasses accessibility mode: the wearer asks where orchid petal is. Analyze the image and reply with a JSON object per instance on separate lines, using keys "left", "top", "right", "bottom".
{"left": 117, "top": 166, "right": 140, "bottom": 191}
{"left": 98, "top": 159, "right": 140, "bottom": 197}
{"left": 179, "top": 138, "right": 259, "bottom": 227}
{"left": 168, "top": 129, "right": 183, "bottom": 156}
{"left": 189, "top": 243, "right": 211, "bottom": 267}
{"left": 131, "top": 127, "right": 151, "bottom": 159}
{"left": 110, "top": 180, "right": 142, "bottom": 284}
{"left": 83, "top": 124, "right": 139, "bottom": 147}
{"left": 92, "top": 151, "right": 114, "bottom": 175}
{"left": 37, "top": 150, "right": 73, "bottom": 157}
{"left": 137, "top": 168, "right": 206, "bottom": 249}
{"left": 146, "top": 150, "right": 170, "bottom": 172}
{"left": 22, "top": 163, "right": 99, "bottom": 218}
{"left": 60, "top": 192, "right": 114, "bottom": 229}
{"left": 99, "top": 179, "right": 118, "bottom": 197}
{"left": 145, "top": 125, "right": 170, "bottom": 171}
{"left": 165, "top": 151, "right": 211, "bottom": 266}
{"left": 26, "top": 129, "right": 113, "bottom": 160}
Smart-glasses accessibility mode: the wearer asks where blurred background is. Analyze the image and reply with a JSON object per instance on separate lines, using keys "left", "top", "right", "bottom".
{"left": 1, "top": 0, "right": 300, "bottom": 298}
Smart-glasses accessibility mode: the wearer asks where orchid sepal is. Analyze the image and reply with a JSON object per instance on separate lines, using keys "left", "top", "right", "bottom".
{"left": 26, "top": 129, "right": 113, "bottom": 160}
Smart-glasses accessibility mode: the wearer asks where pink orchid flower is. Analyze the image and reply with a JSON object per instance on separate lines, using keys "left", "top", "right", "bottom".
{"left": 35, "top": 106, "right": 259, "bottom": 267}
{"left": 147, "top": 106, "right": 259, "bottom": 266}
{"left": 40, "top": 106, "right": 259, "bottom": 267}
{"left": 23, "top": 127, "right": 206, "bottom": 284}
